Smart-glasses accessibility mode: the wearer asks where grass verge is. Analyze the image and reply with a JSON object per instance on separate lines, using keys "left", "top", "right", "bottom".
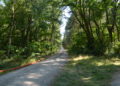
{"left": 0, "top": 55, "right": 47, "bottom": 75}
{"left": 52, "top": 55, "right": 120, "bottom": 86}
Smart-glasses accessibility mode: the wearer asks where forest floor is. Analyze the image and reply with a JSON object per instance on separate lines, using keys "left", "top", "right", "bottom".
{"left": 0, "top": 49, "right": 68, "bottom": 86}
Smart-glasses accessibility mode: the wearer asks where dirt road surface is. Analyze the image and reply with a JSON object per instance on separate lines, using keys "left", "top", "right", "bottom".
{"left": 0, "top": 49, "right": 68, "bottom": 86}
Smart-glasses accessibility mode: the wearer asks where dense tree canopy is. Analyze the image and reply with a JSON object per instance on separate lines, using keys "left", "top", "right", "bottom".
{"left": 0, "top": 0, "right": 120, "bottom": 61}
{"left": 0, "top": 0, "right": 62, "bottom": 59}
{"left": 63, "top": 0, "right": 120, "bottom": 55}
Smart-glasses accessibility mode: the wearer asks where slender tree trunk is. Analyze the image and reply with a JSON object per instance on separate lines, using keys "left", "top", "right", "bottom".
{"left": 8, "top": 4, "right": 16, "bottom": 58}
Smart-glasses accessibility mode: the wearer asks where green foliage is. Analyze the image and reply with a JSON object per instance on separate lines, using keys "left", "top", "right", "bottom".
{"left": 113, "top": 42, "right": 120, "bottom": 55}
{"left": 64, "top": 0, "right": 120, "bottom": 56}
{"left": 0, "top": 0, "right": 62, "bottom": 61}
{"left": 0, "top": 50, "right": 6, "bottom": 59}
{"left": 91, "top": 40, "right": 108, "bottom": 55}
{"left": 68, "top": 33, "right": 87, "bottom": 55}
{"left": 68, "top": 32, "right": 108, "bottom": 56}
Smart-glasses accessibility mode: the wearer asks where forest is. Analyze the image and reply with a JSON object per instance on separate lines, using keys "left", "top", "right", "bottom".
{"left": 0, "top": 0, "right": 62, "bottom": 69}
{"left": 0, "top": 0, "right": 119, "bottom": 69}
{"left": 0, "top": 0, "right": 120, "bottom": 86}
{"left": 63, "top": 0, "right": 120, "bottom": 56}
{"left": 0, "top": 0, "right": 62, "bottom": 58}
{"left": 0, "top": 0, "right": 119, "bottom": 70}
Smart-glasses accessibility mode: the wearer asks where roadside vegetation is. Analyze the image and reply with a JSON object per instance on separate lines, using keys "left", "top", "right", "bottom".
{"left": 63, "top": 0, "right": 120, "bottom": 56}
{"left": 53, "top": 55, "right": 120, "bottom": 86}
{"left": 56, "top": 0, "right": 120, "bottom": 86}
{"left": 0, "top": 0, "right": 62, "bottom": 70}
{"left": 0, "top": 54, "right": 45, "bottom": 70}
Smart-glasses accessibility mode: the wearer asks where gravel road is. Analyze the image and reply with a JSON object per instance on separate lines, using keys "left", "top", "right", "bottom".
{"left": 0, "top": 49, "right": 68, "bottom": 86}
{"left": 111, "top": 72, "right": 120, "bottom": 86}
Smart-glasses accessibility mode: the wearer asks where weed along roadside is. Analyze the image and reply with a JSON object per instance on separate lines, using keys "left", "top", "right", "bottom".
{"left": 0, "top": 58, "right": 44, "bottom": 73}
{"left": 0, "top": 58, "right": 47, "bottom": 74}
{"left": 0, "top": 52, "right": 59, "bottom": 75}
{"left": 52, "top": 55, "right": 120, "bottom": 86}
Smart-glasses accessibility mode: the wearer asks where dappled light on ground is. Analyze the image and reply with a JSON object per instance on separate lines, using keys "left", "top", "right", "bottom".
{"left": 23, "top": 81, "right": 38, "bottom": 86}
{"left": 53, "top": 55, "right": 120, "bottom": 86}
{"left": 73, "top": 55, "right": 90, "bottom": 61}
{"left": 0, "top": 51, "right": 68, "bottom": 86}
{"left": 81, "top": 77, "right": 92, "bottom": 83}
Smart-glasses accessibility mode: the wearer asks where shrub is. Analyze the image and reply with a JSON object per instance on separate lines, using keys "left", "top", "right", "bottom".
{"left": 0, "top": 50, "right": 6, "bottom": 60}
{"left": 113, "top": 42, "right": 120, "bottom": 55}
